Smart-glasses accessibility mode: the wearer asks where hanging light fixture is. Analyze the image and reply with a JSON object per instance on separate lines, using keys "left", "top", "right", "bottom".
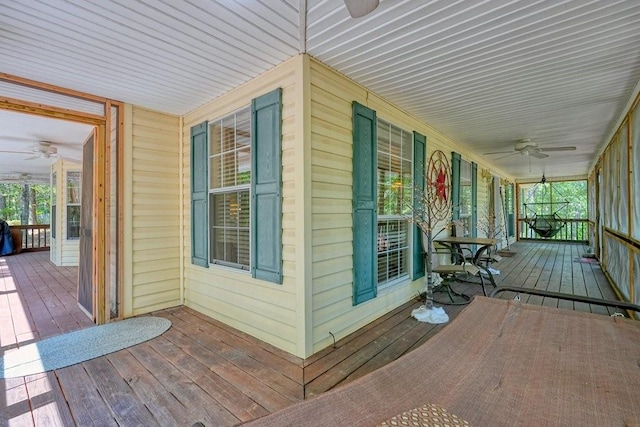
{"left": 344, "top": 0, "right": 380, "bottom": 18}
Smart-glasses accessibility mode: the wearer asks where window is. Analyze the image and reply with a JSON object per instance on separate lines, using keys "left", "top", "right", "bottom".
{"left": 376, "top": 120, "right": 412, "bottom": 287}
{"left": 191, "top": 88, "right": 282, "bottom": 284}
{"left": 459, "top": 160, "right": 473, "bottom": 236}
{"left": 451, "top": 153, "right": 477, "bottom": 239}
{"left": 51, "top": 172, "right": 57, "bottom": 239}
{"left": 352, "top": 102, "right": 424, "bottom": 305}
{"left": 209, "top": 108, "right": 251, "bottom": 270}
{"left": 66, "top": 171, "right": 81, "bottom": 240}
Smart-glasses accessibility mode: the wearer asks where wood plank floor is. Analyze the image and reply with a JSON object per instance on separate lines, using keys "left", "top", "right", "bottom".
{"left": 0, "top": 242, "right": 623, "bottom": 426}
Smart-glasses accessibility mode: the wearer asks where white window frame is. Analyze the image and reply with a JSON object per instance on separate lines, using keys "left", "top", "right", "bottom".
{"left": 208, "top": 107, "right": 252, "bottom": 271}
{"left": 376, "top": 118, "right": 413, "bottom": 289}
{"left": 66, "top": 171, "right": 81, "bottom": 240}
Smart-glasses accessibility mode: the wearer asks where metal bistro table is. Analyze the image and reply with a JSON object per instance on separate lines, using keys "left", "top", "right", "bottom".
{"left": 434, "top": 236, "right": 498, "bottom": 265}
{"left": 433, "top": 236, "right": 498, "bottom": 297}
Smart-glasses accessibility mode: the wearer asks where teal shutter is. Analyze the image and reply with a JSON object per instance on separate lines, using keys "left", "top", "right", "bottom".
{"left": 191, "top": 121, "right": 209, "bottom": 268}
{"left": 471, "top": 162, "right": 478, "bottom": 238}
{"left": 352, "top": 102, "right": 377, "bottom": 305}
{"left": 451, "top": 152, "right": 461, "bottom": 220}
{"left": 251, "top": 88, "right": 283, "bottom": 284}
{"left": 412, "top": 131, "right": 426, "bottom": 279}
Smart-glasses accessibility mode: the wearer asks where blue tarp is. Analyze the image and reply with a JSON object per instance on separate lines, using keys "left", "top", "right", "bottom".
{"left": 0, "top": 220, "right": 15, "bottom": 256}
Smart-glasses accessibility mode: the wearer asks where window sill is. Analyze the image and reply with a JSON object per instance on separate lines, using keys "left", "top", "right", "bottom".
{"left": 377, "top": 274, "right": 410, "bottom": 293}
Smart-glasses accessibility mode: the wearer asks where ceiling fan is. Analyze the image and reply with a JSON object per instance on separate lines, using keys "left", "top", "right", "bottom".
{"left": 483, "top": 139, "right": 576, "bottom": 160}
{"left": 26, "top": 142, "right": 59, "bottom": 160}
{"left": 0, "top": 141, "right": 59, "bottom": 160}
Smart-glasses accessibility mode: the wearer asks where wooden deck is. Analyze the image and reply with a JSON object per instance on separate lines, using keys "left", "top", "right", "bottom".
{"left": 0, "top": 242, "right": 622, "bottom": 426}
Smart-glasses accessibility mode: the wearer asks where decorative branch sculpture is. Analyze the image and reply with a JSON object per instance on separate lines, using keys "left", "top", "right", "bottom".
{"left": 406, "top": 150, "right": 453, "bottom": 323}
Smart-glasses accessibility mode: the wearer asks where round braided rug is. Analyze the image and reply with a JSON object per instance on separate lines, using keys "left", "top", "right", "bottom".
{"left": 0, "top": 316, "right": 171, "bottom": 378}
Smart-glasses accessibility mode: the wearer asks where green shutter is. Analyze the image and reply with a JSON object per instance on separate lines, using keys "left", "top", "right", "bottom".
{"left": 191, "top": 121, "right": 209, "bottom": 268}
{"left": 471, "top": 162, "right": 478, "bottom": 238}
{"left": 352, "top": 102, "right": 377, "bottom": 305}
{"left": 451, "top": 152, "right": 461, "bottom": 220}
{"left": 412, "top": 131, "right": 426, "bottom": 279}
{"left": 251, "top": 88, "right": 283, "bottom": 284}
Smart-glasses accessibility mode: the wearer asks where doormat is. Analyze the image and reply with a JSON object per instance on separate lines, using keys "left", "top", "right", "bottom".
{"left": 574, "top": 257, "right": 599, "bottom": 264}
{"left": 0, "top": 316, "right": 171, "bottom": 378}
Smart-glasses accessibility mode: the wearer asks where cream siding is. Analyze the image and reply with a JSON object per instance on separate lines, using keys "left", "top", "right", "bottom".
{"left": 181, "top": 56, "right": 301, "bottom": 356}
{"left": 308, "top": 59, "right": 513, "bottom": 353}
{"left": 124, "top": 106, "right": 181, "bottom": 316}
{"left": 49, "top": 160, "right": 82, "bottom": 266}
{"left": 128, "top": 53, "right": 518, "bottom": 358}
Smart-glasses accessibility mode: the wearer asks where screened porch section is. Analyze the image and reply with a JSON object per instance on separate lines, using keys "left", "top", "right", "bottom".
{"left": 518, "top": 179, "right": 589, "bottom": 242}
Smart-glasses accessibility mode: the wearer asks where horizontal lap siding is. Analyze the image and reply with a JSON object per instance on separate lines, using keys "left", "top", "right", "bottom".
{"left": 61, "top": 241, "right": 79, "bottom": 266}
{"left": 51, "top": 161, "right": 82, "bottom": 266}
{"left": 130, "top": 107, "right": 181, "bottom": 315}
{"left": 182, "top": 57, "right": 299, "bottom": 355}
{"left": 309, "top": 59, "right": 513, "bottom": 353}
{"left": 310, "top": 61, "right": 412, "bottom": 352}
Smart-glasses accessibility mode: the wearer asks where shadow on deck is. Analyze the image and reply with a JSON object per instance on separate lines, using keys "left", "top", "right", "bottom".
{"left": 0, "top": 241, "right": 621, "bottom": 426}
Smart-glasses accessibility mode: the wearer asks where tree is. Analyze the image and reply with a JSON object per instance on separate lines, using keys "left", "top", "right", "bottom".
{"left": 519, "top": 180, "right": 588, "bottom": 219}
{"left": 0, "top": 183, "right": 51, "bottom": 225}
{"left": 21, "top": 184, "right": 29, "bottom": 225}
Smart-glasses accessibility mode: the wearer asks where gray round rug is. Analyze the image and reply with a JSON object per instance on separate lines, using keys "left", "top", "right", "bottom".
{"left": 0, "top": 316, "right": 171, "bottom": 378}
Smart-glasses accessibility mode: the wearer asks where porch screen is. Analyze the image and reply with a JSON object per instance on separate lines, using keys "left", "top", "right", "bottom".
{"left": 618, "top": 122, "right": 629, "bottom": 235}
{"left": 633, "top": 99, "right": 640, "bottom": 241}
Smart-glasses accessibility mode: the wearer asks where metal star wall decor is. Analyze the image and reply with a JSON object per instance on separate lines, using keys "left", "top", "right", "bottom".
{"left": 427, "top": 150, "right": 452, "bottom": 222}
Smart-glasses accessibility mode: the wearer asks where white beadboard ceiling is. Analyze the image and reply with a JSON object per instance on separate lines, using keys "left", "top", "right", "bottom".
{"left": 1, "top": 0, "right": 640, "bottom": 181}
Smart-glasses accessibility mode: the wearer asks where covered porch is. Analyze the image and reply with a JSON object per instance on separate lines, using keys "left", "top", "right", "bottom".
{"left": 0, "top": 241, "right": 621, "bottom": 426}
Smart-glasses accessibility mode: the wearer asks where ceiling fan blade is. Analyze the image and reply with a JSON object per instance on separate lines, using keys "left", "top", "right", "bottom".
{"left": 483, "top": 150, "right": 515, "bottom": 155}
{"left": 529, "top": 151, "right": 549, "bottom": 159}
{"left": 0, "top": 150, "right": 31, "bottom": 154}
{"left": 24, "top": 155, "right": 41, "bottom": 160}
{"left": 539, "top": 146, "right": 577, "bottom": 152}
{"left": 494, "top": 152, "right": 519, "bottom": 160}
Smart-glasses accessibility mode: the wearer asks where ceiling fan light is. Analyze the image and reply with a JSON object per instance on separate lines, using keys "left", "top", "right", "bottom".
{"left": 344, "top": 0, "right": 379, "bottom": 18}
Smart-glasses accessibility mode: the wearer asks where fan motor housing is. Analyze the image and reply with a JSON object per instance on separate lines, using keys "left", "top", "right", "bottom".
{"left": 515, "top": 139, "right": 536, "bottom": 151}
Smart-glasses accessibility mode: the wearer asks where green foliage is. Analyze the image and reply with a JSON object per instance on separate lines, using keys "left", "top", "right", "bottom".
{"left": 378, "top": 172, "right": 412, "bottom": 216}
{"left": 518, "top": 179, "right": 589, "bottom": 241}
{"left": 0, "top": 183, "right": 51, "bottom": 224}
{"left": 520, "top": 180, "right": 588, "bottom": 219}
